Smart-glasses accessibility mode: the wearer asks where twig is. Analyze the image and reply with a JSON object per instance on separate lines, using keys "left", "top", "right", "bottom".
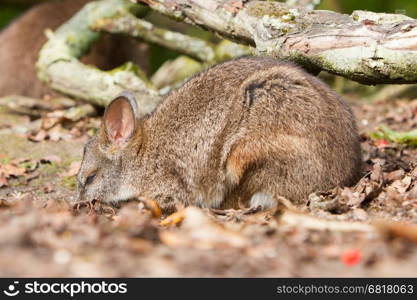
{"left": 46, "top": 104, "right": 97, "bottom": 122}
{"left": 369, "top": 84, "right": 417, "bottom": 102}
{"left": 92, "top": 13, "right": 215, "bottom": 62}
{"left": 151, "top": 56, "right": 203, "bottom": 90}
{"left": 375, "top": 220, "right": 417, "bottom": 243}
{"left": 279, "top": 210, "right": 376, "bottom": 233}
{"left": 0, "top": 95, "right": 77, "bottom": 117}
{"left": 37, "top": 0, "right": 163, "bottom": 110}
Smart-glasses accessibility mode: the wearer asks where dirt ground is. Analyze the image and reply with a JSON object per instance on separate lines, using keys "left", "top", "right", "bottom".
{"left": 1, "top": 91, "right": 417, "bottom": 277}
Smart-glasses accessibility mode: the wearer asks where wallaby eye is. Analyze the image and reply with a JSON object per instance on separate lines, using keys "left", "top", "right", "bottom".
{"left": 85, "top": 173, "right": 96, "bottom": 185}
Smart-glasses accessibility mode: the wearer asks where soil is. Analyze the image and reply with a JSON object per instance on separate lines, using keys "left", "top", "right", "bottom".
{"left": 1, "top": 93, "right": 417, "bottom": 277}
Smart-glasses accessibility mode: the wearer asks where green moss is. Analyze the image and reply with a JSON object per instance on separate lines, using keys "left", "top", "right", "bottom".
{"left": 248, "top": 2, "right": 290, "bottom": 18}
{"left": 108, "top": 62, "right": 152, "bottom": 87}
{"left": 62, "top": 176, "right": 77, "bottom": 190}
{"left": 215, "top": 40, "right": 253, "bottom": 61}
{"left": 371, "top": 125, "right": 417, "bottom": 146}
{"left": 0, "top": 156, "right": 11, "bottom": 165}
{"left": 17, "top": 160, "right": 36, "bottom": 170}
{"left": 41, "top": 162, "right": 62, "bottom": 173}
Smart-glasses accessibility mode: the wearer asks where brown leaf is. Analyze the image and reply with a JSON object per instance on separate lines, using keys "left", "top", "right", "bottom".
{"left": 0, "top": 163, "right": 26, "bottom": 177}
{"left": 42, "top": 116, "right": 61, "bottom": 130}
{"left": 42, "top": 155, "right": 62, "bottom": 164}
{"left": 160, "top": 207, "right": 249, "bottom": 249}
{"left": 0, "top": 175, "right": 9, "bottom": 187}
{"left": 375, "top": 220, "right": 417, "bottom": 243}
{"left": 138, "top": 197, "right": 162, "bottom": 219}
{"left": 49, "top": 124, "right": 72, "bottom": 141}
{"left": 29, "top": 129, "right": 48, "bottom": 142}
{"left": 0, "top": 199, "right": 13, "bottom": 208}
{"left": 341, "top": 187, "right": 361, "bottom": 206}
{"left": 385, "top": 169, "right": 405, "bottom": 182}
{"left": 60, "top": 161, "right": 81, "bottom": 177}
{"left": 160, "top": 211, "right": 184, "bottom": 227}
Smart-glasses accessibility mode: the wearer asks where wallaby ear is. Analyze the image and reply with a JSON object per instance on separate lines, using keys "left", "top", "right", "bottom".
{"left": 103, "top": 91, "right": 140, "bottom": 145}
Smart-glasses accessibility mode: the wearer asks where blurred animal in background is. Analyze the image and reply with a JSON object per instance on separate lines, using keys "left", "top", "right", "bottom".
{"left": 0, "top": 0, "right": 149, "bottom": 98}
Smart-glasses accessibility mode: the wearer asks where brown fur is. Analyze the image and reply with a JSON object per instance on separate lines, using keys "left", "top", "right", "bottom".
{"left": 78, "top": 57, "right": 362, "bottom": 213}
{"left": 0, "top": 0, "right": 148, "bottom": 98}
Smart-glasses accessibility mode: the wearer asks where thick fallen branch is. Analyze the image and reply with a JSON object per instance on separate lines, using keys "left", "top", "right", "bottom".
{"left": 37, "top": 0, "right": 162, "bottom": 111}
{"left": 151, "top": 56, "right": 204, "bottom": 90}
{"left": 135, "top": 0, "right": 417, "bottom": 84}
{"left": 369, "top": 84, "right": 417, "bottom": 101}
{"left": 37, "top": 0, "right": 417, "bottom": 105}
{"left": 0, "top": 95, "right": 77, "bottom": 117}
{"left": 36, "top": 0, "right": 255, "bottom": 106}
{"left": 280, "top": 210, "right": 375, "bottom": 233}
{"left": 92, "top": 12, "right": 215, "bottom": 62}
{"left": 45, "top": 104, "right": 97, "bottom": 122}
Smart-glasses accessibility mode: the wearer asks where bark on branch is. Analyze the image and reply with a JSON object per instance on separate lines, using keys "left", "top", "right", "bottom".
{"left": 92, "top": 12, "right": 216, "bottom": 62}
{"left": 37, "top": 0, "right": 417, "bottom": 107}
{"left": 37, "top": 0, "right": 162, "bottom": 111}
{"left": 135, "top": 0, "right": 417, "bottom": 84}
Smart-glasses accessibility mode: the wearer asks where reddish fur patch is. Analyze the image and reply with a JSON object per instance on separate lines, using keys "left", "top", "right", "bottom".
{"left": 226, "top": 143, "right": 260, "bottom": 184}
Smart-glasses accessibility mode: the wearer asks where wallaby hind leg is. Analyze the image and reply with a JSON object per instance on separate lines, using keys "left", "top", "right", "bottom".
{"left": 225, "top": 139, "right": 292, "bottom": 208}
{"left": 227, "top": 162, "right": 304, "bottom": 207}
{"left": 225, "top": 133, "right": 335, "bottom": 208}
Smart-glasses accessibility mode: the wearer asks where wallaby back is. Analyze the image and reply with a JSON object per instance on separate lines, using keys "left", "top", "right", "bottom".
{"left": 0, "top": 0, "right": 148, "bottom": 98}
{"left": 78, "top": 57, "right": 362, "bottom": 212}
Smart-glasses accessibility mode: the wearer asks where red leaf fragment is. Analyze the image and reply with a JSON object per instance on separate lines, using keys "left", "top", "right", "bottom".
{"left": 341, "top": 249, "right": 362, "bottom": 266}
{"left": 375, "top": 139, "right": 389, "bottom": 147}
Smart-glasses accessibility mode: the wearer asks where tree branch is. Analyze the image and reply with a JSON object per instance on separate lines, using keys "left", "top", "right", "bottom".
{"left": 150, "top": 56, "right": 204, "bottom": 90}
{"left": 37, "top": 0, "right": 162, "bottom": 111}
{"left": 37, "top": 0, "right": 417, "bottom": 106}
{"left": 135, "top": 0, "right": 417, "bottom": 84}
{"left": 92, "top": 12, "right": 216, "bottom": 62}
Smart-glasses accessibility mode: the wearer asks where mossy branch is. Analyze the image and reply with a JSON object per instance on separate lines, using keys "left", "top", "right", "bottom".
{"left": 36, "top": 0, "right": 254, "bottom": 106}
{"left": 135, "top": 0, "right": 417, "bottom": 84}
{"left": 36, "top": 0, "right": 162, "bottom": 111}
{"left": 91, "top": 13, "right": 216, "bottom": 62}
{"left": 38, "top": 0, "right": 417, "bottom": 107}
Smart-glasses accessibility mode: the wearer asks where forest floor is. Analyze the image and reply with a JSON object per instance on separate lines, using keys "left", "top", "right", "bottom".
{"left": 1, "top": 91, "right": 417, "bottom": 277}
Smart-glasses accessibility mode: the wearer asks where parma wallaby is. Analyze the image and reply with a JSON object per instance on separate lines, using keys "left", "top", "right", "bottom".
{"left": 0, "top": 0, "right": 148, "bottom": 98}
{"left": 77, "top": 56, "right": 362, "bottom": 212}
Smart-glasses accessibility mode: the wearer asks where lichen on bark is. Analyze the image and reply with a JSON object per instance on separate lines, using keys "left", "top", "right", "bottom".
{"left": 37, "top": 0, "right": 417, "bottom": 108}
{"left": 37, "top": 0, "right": 161, "bottom": 111}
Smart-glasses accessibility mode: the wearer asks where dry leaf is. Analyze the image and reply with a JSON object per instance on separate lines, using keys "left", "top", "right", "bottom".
{"left": 60, "top": 161, "right": 81, "bottom": 177}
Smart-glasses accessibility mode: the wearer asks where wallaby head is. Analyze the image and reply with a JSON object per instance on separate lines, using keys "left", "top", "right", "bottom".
{"left": 77, "top": 92, "right": 144, "bottom": 204}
